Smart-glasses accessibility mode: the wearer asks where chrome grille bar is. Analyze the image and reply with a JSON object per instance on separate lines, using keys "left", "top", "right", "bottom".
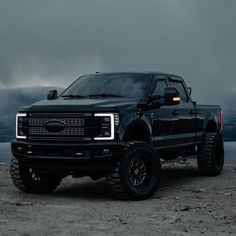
{"left": 29, "top": 127, "right": 84, "bottom": 136}
{"left": 30, "top": 113, "right": 92, "bottom": 117}
{"left": 29, "top": 117, "right": 84, "bottom": 127}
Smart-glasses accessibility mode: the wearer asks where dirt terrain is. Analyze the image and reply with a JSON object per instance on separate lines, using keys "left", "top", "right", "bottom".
{"left": 0, "top": 160, "right": 236, "bottom": 236}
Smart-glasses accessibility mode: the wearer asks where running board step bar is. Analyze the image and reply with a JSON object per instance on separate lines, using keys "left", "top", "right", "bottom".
{"left": 161, "top": 155, "right": 198, "bottom": 164}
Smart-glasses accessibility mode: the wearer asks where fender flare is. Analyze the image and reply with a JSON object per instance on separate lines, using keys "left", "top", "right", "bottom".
{"left": 122, "top": 119, "right": 152, "bottom": 141}
{"left": 204, "top": 112, "right": 218, "bottom": 132}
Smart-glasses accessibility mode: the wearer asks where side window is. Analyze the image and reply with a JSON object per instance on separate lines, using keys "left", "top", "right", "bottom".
{"left": 170, "top": 80, "right": 188, "bottom": 102}
{"left": 152, "top": 80, "right": 168, "bottom": 96}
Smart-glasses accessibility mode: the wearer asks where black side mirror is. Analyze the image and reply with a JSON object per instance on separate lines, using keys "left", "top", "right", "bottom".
{"left": 188, "top": 87, "right": 192, "bottom": 95}
{"left": 164, "top": 87, "right": 180, "bottom": 106}
{"left": 47, "top": 90, "right": 58, "bottom": 100}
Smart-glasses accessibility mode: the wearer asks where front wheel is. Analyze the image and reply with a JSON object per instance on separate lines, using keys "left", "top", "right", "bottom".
{"left": 106, "top": 142, "right": 161, "bottom": 200}
{"left": 10, "top": 156, "right": 62, "bottom": 193}
{"left": 197, "top": 132, "right": 224, "bottom": 176}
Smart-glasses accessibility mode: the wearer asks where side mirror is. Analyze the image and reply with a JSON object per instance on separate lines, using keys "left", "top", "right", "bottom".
{"left": 47, "top": 90, "right": 58, "bottom": 100}
{"left": 164, "top": 87, "right": 180, "bottom": 106}
{"left": 188, "top": 87, "right": 192, "bottom": 95}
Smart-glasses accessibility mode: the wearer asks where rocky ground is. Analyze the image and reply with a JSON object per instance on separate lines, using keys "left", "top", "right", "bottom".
{"left": 0, "top": 161, "right": 236, "bottom": 236}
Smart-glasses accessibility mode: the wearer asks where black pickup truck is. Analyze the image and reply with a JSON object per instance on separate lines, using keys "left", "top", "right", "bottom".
{"left": 10, "top": 72, "right": 224, "bottom": 200}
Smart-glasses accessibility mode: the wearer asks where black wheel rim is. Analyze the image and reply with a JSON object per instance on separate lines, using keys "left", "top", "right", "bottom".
{"left": 128, "top": 155, "right": 147, "bottom": 187}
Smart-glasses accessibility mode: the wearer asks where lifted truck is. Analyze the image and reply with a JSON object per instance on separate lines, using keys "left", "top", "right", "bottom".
{"left": 10, "top": 72, "right": 224, "bottom": 200}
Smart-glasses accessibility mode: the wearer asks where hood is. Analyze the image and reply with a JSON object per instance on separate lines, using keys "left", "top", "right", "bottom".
{"left": 21, "top": 97, "right": 138, "bottom": 112}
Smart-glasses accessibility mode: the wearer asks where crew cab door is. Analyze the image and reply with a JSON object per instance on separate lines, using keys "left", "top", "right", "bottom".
{"left": 167, "top": 77, "right": 196, "bottom": 146}
{"left": 150, "top": 76, "right": 179, "bottom": 148}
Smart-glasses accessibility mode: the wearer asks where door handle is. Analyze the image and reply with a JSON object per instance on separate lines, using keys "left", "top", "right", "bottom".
{"left": 172, "top": 110, "right": 179, "bottom": 116}
{"left": 189, "top": 110, "right": 196, "bottom": 115}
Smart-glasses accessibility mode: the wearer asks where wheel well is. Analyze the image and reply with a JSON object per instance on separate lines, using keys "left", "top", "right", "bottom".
{"left": 123, "top": 124, "right": 151, "bottom": 142}
{"left": 206, "top": 120, "right": 217, "bottom": 132}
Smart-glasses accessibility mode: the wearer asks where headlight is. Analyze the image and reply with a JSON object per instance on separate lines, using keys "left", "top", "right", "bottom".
{"left": 94, "top": 113, "right": 117, "bottom": 140}
{"left": 16, "top": 113, "right": 27, "bottom": 139}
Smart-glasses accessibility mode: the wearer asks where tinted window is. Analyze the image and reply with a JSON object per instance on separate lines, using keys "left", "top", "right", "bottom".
{"left": 170, "top": 80, "right": 188, "bottom": 102}
{"left": 152, "top": 80, "right": 168, "bottom": 96}
{"left": 62, "top": 74, "right": 149, "bottom": 98}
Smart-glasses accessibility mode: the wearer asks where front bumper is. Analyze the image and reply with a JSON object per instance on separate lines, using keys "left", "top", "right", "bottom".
{"left": 11, "top": 140, "right": 123, "bottom": 171}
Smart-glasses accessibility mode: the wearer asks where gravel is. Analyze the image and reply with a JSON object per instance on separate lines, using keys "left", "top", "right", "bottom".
{"left": 0, "top": 160, "right": 236, "bottom": 236}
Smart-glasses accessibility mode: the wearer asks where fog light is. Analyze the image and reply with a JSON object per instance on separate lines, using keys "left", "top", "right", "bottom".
{"left": 102, "top": 149, "right": 110, "bottom": 155}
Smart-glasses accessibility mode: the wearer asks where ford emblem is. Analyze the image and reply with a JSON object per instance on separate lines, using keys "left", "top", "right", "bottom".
{"left": 44, "top": 121, "right": 65, "bottom": 133}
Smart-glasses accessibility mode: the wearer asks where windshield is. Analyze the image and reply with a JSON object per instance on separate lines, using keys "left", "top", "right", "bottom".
{"left": 61, "top": 74, "right": 149, "bottom": 98}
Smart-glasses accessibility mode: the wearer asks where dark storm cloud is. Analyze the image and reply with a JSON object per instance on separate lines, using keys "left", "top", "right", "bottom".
{"left": 0, "top": 0, "right": 236, "bottom": 106}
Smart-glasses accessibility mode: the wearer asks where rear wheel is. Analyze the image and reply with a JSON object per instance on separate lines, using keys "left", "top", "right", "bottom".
{"left": 106, "top": 142, "right": 161, "bottom": 200}
{"left": 197, "top": 132, "right": 224, "bottom": 176}
{"left": 10, "top": 156, "right": 62, "bottom": 193}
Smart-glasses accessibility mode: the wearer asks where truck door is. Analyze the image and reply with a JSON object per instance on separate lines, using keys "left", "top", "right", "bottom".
{"left": 150, "top": 77, "right": 179, "bottom": 149}
{"left": 168, "top": 78, "right": 196, "bottom": 146}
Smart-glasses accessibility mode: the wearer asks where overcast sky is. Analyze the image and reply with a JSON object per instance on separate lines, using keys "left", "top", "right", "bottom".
{"left": 0, "top": 0, "right": 236, "bottom": 105}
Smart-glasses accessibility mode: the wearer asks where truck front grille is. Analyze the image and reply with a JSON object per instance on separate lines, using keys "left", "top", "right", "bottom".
{"left": 28, "top": 113, "right": 101, "bottom": 141}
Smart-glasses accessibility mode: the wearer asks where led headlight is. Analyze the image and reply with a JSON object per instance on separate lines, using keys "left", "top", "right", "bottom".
{"left": 16, "top": 113, "right": 27, "bottom": 139}
{"left": 94, "top": 113, "right": 116, "bottom": 140}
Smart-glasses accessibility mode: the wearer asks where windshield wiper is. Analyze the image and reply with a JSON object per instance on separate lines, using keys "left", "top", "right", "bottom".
{"left": 89, "top": 93, "right": 124, "bottom": 98}
{"left": 61, "top": 95, "right": 87, "bottom": 98}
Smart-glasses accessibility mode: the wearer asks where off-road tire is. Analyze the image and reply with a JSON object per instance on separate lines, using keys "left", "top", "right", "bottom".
{"left": 10, "top": 156, "right": 62, "bottom": 193}
{"left": 106, "top": 142, "right": 161, "bottom": 200}
{"left": 197, "top": 132, "right": 224, "bottom": 176}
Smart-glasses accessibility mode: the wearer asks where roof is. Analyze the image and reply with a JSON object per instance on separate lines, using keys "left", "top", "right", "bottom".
{"left": 86, "top": 72, "right": 183, "bottom": 81}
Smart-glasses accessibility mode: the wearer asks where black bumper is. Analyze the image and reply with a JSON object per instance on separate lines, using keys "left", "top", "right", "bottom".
{"left": 11, "top": 140, "right": 123, "bottom": 172}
